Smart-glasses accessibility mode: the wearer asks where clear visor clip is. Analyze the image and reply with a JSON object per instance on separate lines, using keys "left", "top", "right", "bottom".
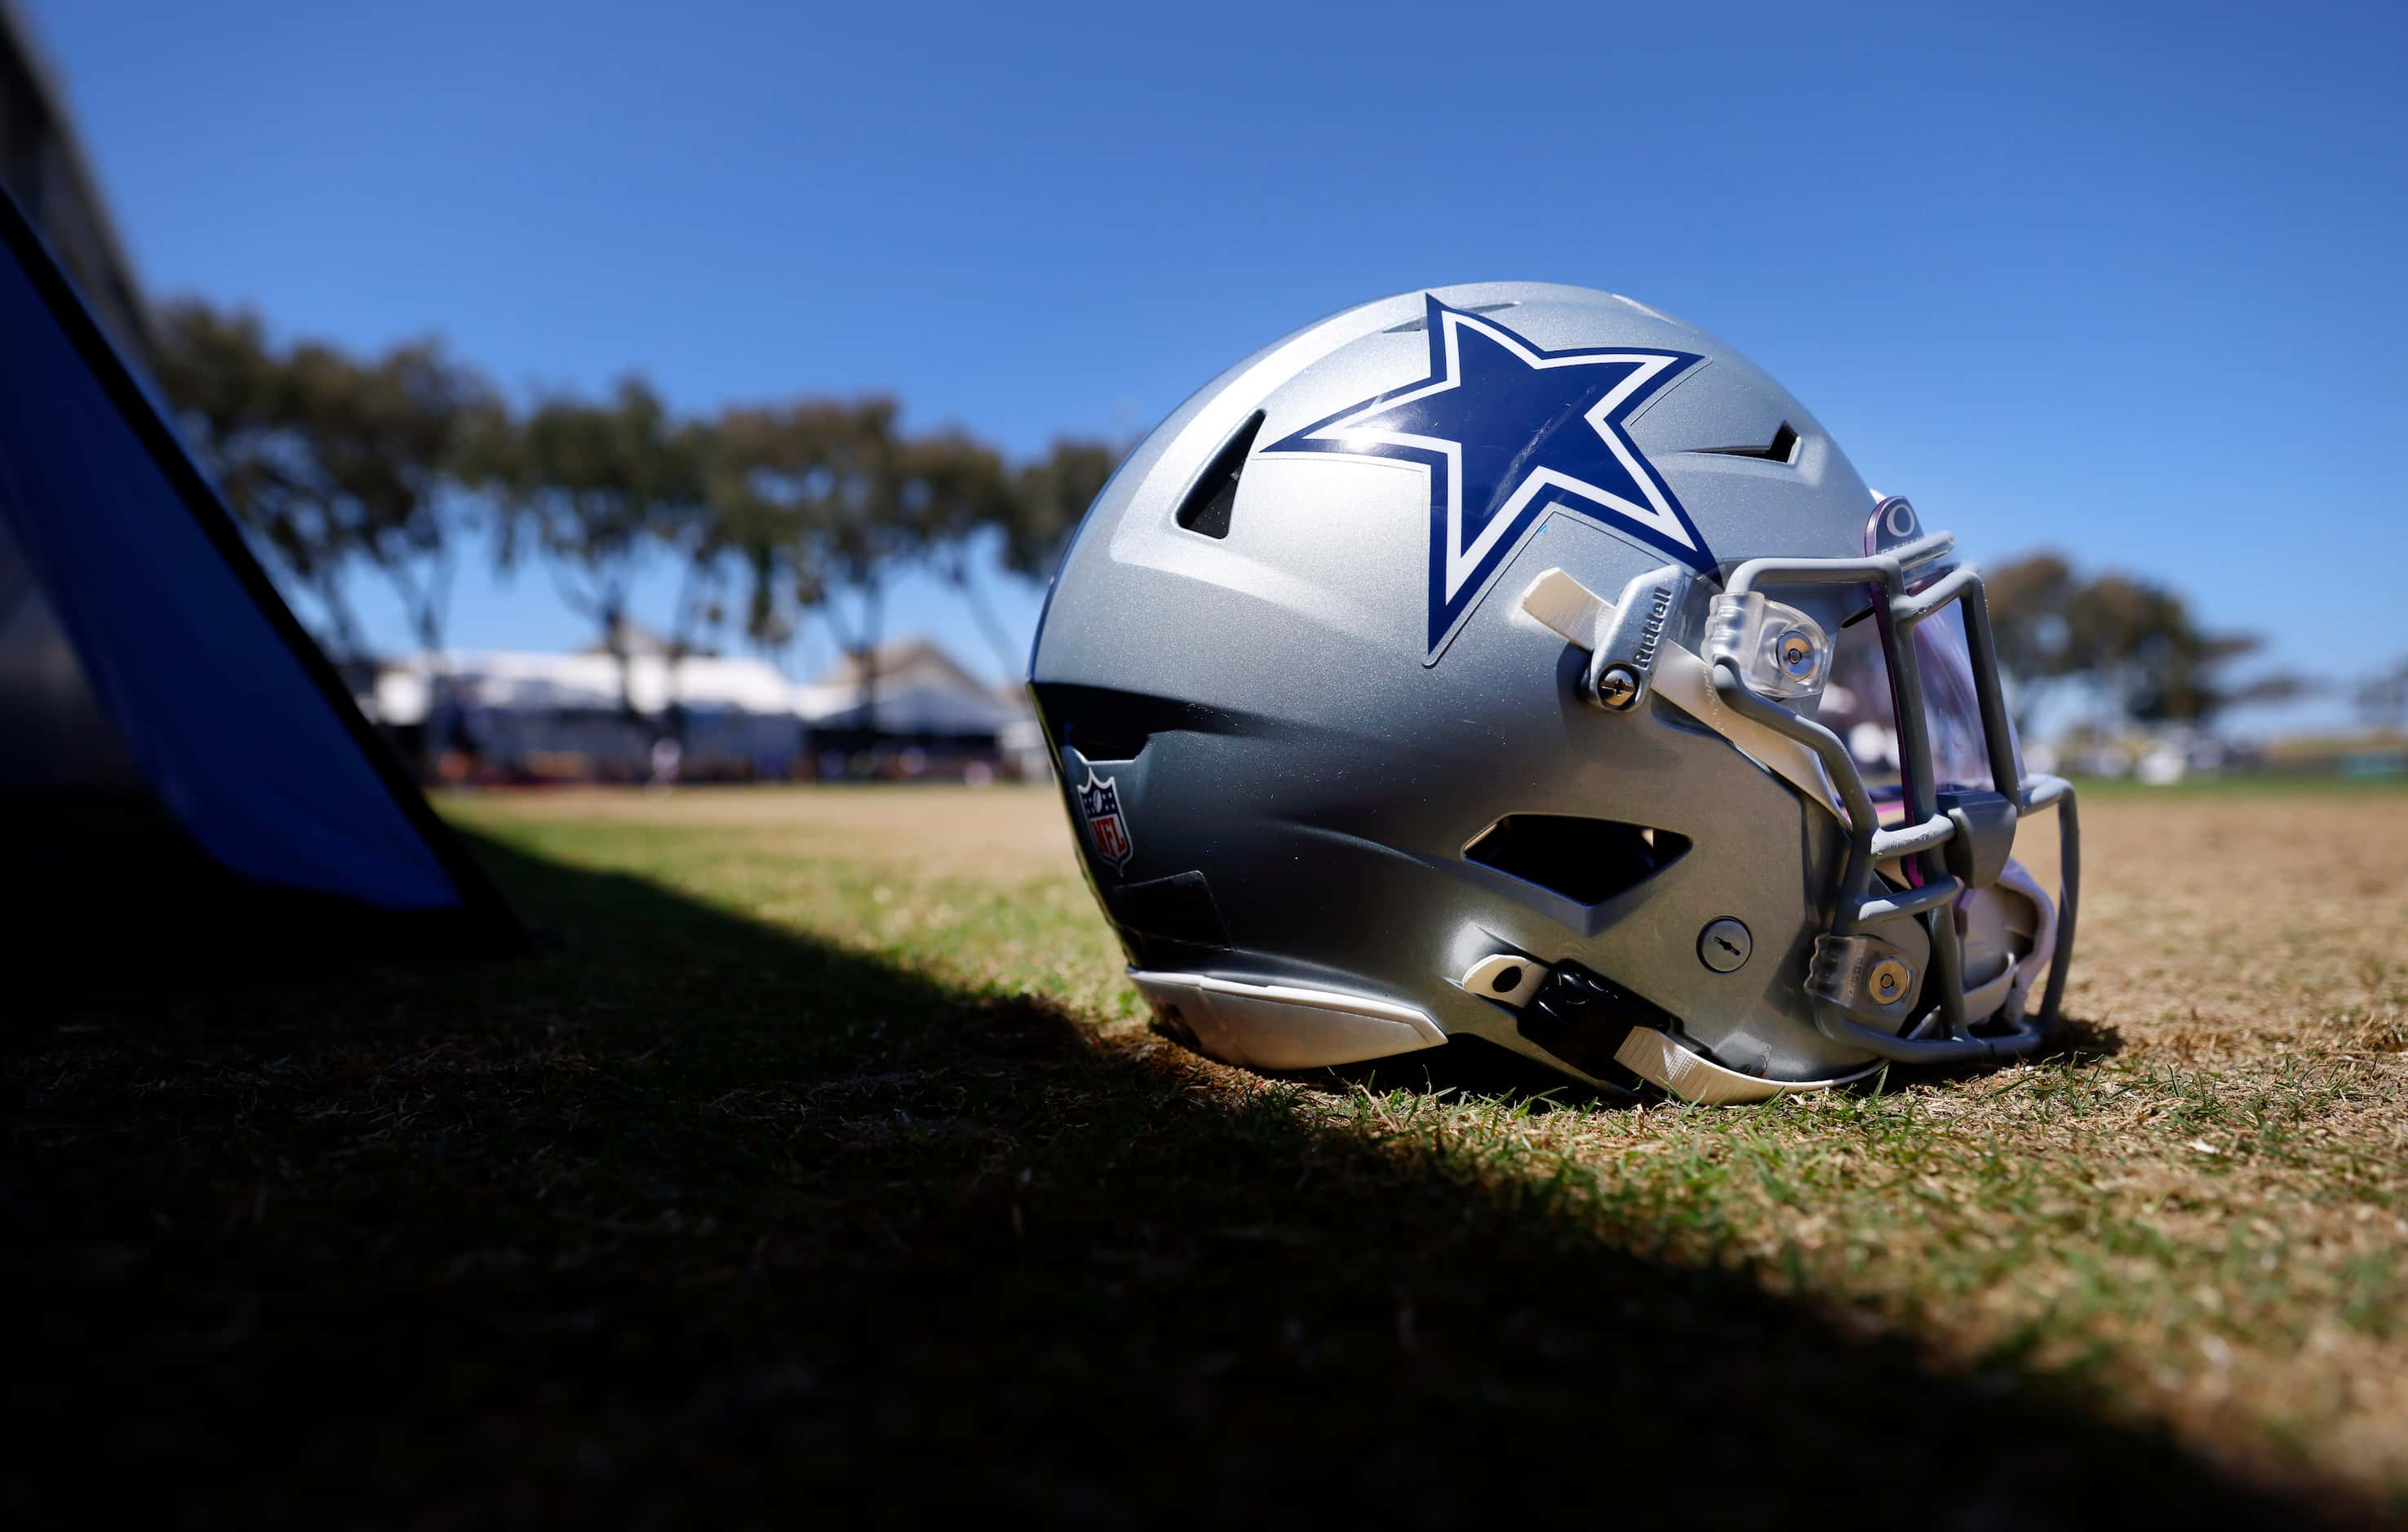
{"left": 1706, "top": 591, "right": 1829, "bottom": 702}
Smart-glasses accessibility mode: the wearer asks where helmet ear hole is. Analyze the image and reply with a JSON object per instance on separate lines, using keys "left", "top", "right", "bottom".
{"left": 1465, "top": 816, "right": 1690, "bottom": 906}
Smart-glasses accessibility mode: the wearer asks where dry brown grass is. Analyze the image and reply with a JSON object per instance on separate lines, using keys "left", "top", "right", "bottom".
{"left": 447, "top": 781, "right": 2408, "bottom": 1507}
{"left": 11, "top": 780, "right": 2403, "bottom": 1524}
{"left": 1313, "top": 786, "right": 2408, "bottom": 1505}
{"left": 2074, "top": 795, "right": 2408, "bottom": 1058}
{"left": 501, "top": 781, "right": 2408, "bottom": 1508}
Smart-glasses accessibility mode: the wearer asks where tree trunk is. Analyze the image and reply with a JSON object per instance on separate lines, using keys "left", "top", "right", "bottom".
{"left": 603, "top": 596, "right": 638, "bottom": 726}
{"left": 855, "top": 579, "right": 883, "bottom": 755}
{"left": 948, "top": 562, "right": 1026, "bottom": 683}
{"left": 311, "top": 574, "right": 369, "bottom": 669}
{"left": 663, "top": 556, "right": 714, "bottom": 751}
{"left": 392, "top": 551, "right": 455, "bottom": 782}
{"left": 415, "top": 606, "right": 446, "bottom": 781}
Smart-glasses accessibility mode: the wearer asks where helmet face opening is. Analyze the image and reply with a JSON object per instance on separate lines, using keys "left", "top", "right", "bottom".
{"left": 1826, "top": 585, "right": 2026, "bottom": 805}
{"left": 1031, "top": 285, "right": 2077, "bottom": 1104}
{"left": 1705, "top": 519, "right": 2078, "bottom": 1068}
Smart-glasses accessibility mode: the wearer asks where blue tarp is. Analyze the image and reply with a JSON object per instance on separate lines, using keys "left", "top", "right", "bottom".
{"left": 0, "top": 223, "right": 464, "bottom": 912}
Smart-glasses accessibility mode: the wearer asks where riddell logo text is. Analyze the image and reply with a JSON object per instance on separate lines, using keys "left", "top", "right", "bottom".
{"left": 1634, "top": 585, "right": 1672, "bottom": 670}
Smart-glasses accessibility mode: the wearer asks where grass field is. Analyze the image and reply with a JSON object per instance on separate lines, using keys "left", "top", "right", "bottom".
{"left": 10, "top": 781, "right": 2407, "bottom": 1525}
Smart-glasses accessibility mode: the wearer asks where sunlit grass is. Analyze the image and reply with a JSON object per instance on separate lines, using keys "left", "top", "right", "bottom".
{"left": 10, "top": 781, "right": 2403, "bottom": 1523}
{"left": 442, "top": 784, "right": 2408, "bottom": 1506}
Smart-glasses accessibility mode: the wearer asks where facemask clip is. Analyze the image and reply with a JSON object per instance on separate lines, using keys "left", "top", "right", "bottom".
{"left": 1518, "top": 564, "right": 1696, "bottom": 715}
{"left": 1707, "top": 591, "right": 1829, "bottom": 702}
{"left": 1807, "top": 932, "right": 1918, "bottom": 1025}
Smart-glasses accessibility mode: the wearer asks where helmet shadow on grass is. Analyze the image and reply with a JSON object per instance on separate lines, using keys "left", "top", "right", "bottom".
{"left": 0, "top": 829, "right": 2360, "bottom": 1528}
{"left": 2047, "top": 1012, "right": 2129, "bottom": 1060}
{"left": 1279, "top": 1006, "right": 2128, "bottom": 1113}
{"left": 1290, "top": 1032, "right": 1630, "bottom": 1111}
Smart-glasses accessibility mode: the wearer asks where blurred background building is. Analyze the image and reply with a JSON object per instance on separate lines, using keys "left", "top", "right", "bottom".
{"left": 792, "top": 639, "right": 1040, "bottom": 781}
{"left": 366, "top": 633, "right": 1042, "bottom": 785}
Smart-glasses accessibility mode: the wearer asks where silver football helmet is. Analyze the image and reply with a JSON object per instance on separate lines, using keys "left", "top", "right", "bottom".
{"left": 1029, "top": 284, "right": 2078, "bottom": 1103}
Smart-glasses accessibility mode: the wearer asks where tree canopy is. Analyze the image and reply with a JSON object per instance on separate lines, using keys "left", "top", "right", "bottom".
{"left": 470, "top": 377, "right": 707, "bottom": 717}
{"left": 1984, "top": 551, "right": 2301, "bottom": 732}
{"left": 154, "top": 301, "right": 492, "bottom": 764}
{"left": 157, "top": 296, "right": 2313, "bottom": 758}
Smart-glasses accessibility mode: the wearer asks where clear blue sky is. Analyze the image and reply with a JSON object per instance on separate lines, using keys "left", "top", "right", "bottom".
{"left": 24, "top": 0, "right": 2407, "bottom": 728}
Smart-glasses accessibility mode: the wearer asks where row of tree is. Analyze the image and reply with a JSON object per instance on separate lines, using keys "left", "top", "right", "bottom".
{"left": 1981, "top": 552, "right": 2306, "bottom": 735}
{"left": 153, "top": 301, "right": 1120, "bottom": 751}
{"left": 158, "top": 299, "right": 2356, "bottom": 759}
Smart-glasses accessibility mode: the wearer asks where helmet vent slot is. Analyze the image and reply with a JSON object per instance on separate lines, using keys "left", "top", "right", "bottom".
{"left": 1696, "top": 422, "right": 1799, "bottom": 465}
{"left": 1465, "top": 816, "right": 1689, "bottom": 905}
{"left": 1173, "top": 411, "right": 1262, "bottom": 540}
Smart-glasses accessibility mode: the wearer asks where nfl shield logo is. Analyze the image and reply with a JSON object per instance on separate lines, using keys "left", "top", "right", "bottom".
{"left": 1076, "top": 769, "right": 1133, "bottom": 873}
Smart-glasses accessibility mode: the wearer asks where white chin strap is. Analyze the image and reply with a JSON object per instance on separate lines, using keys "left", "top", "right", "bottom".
{"left": 1612, "top": 1025, "right": 1882, "bottom": 1105}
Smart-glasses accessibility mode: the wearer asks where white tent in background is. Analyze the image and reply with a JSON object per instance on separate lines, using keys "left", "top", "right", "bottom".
{"left": 357, "top": 635, "right": 1041, "bottom": 782}
{"left": 794, "top": 639, "right": 1035, "bottom": 772}
{"left": 371, "top": 644, "right": 805, "bottom": 777}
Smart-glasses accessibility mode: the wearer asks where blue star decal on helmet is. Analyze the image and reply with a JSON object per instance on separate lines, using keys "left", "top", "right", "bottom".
{"left": 1263, "top": 294, "right": 1712, "bottom": 660}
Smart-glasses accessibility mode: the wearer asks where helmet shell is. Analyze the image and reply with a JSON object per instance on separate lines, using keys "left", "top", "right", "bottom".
{"left": 1031, "top": 283, "right": 1893, "bottom": 1084}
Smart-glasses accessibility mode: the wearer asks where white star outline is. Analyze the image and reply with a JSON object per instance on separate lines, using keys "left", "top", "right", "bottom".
{"left": 1271, "top": 305, "right": 1699, "bottom": 613}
